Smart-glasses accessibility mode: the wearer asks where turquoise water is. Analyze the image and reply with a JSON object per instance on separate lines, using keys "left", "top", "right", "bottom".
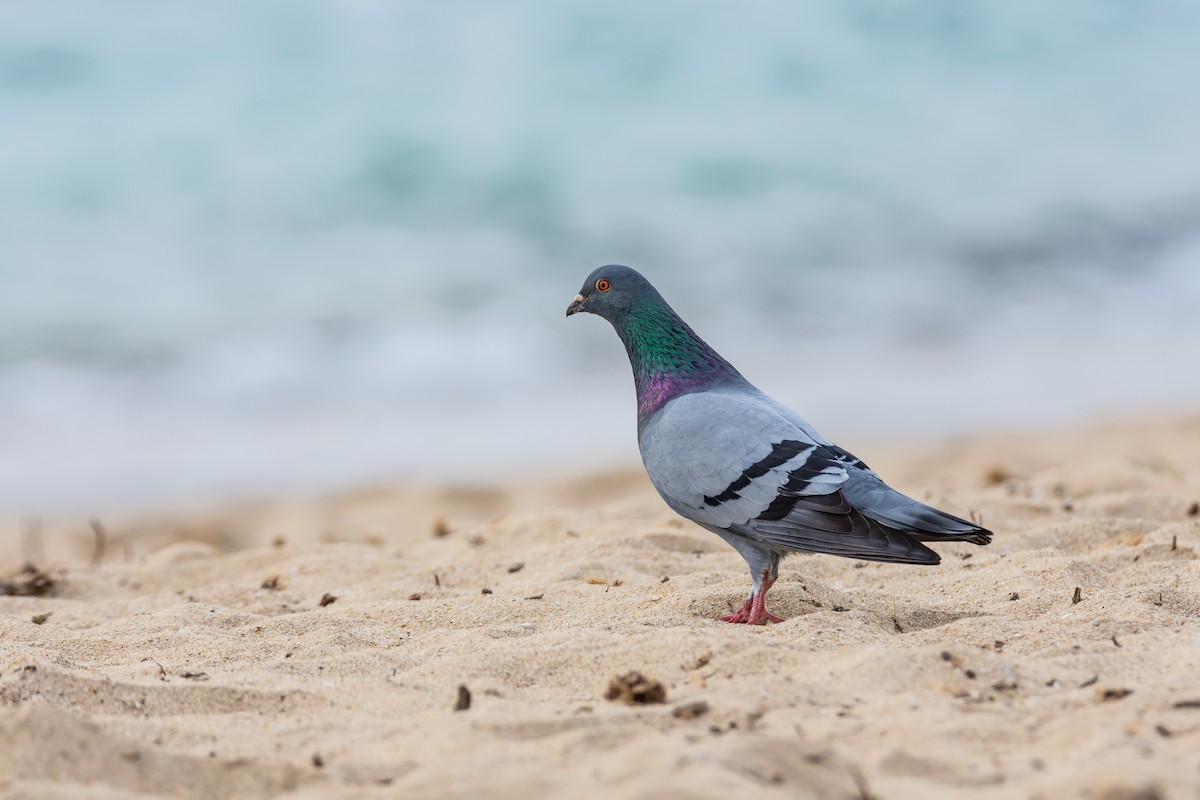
{"left": 2, "top": 2, "right": 1199, "bottom": 511}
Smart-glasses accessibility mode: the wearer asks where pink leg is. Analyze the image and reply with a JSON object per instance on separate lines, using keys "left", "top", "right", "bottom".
{"left": 720, "top": 568, "right": 784, "bottom": 625}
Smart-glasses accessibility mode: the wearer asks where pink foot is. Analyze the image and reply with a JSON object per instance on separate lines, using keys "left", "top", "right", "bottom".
{"left": 719, "top": 570, "right": 784, "bottom": 625}
{"left": 720, "top": 598, "right": 754, "bottom": 623}
{"left": 743, "top": 582, "right": 783, "bottom": 624}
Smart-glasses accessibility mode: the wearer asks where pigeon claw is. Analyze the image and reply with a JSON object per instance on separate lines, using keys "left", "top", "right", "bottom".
{"left": 720, "top": 600, "right": 753, "bottom": 624}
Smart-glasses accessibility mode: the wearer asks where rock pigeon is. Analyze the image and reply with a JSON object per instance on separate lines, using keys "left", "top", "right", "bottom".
{"left": 566, "top": 265, "right": 991, "bottom": 624}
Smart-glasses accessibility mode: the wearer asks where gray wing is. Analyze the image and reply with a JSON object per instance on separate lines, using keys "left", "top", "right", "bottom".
{"left": 639, "top": 387, "right": 943, "bottom": 565}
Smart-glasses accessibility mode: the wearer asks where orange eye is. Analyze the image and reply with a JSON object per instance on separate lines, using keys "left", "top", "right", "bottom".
{"left": 596, "top": 278, "right": 611, "bottom": 292}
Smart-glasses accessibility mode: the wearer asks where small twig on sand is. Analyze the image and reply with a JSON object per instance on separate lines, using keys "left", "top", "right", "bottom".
{"left": 141, "top": 657, "right": 167, "bottom": 679}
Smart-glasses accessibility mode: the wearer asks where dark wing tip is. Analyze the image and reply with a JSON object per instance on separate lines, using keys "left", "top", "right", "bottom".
{"left": 966, "top": 529, "right": 993, "bottom": 546}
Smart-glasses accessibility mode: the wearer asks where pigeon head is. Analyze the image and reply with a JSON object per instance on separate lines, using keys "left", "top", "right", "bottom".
{"left": 565, "top": 264, "right": 658, "bottom": 323}
{"left": 567, "top": 265, "right": 745, "bottom": 425}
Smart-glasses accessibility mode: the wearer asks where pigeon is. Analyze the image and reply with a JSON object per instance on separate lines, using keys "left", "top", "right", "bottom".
{"left": 566, "top": 265, "right": 991, "bottom": 625}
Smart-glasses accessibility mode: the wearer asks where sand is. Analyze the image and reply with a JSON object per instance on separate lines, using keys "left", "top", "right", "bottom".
{"left": 2, "top": 416, "right": 1199, "bottom": 800}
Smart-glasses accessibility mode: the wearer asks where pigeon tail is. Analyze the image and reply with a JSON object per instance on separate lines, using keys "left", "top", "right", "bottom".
{"left": 841, "top": 471, "right": 992, "bottom": 546}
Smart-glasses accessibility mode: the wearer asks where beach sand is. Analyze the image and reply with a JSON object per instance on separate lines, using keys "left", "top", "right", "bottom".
{"left": 2, "top": 416, "right": 1199, "bottom": 799}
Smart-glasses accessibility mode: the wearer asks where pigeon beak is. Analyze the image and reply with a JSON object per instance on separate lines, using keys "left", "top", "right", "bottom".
{"left": 565, "top": 293, "right": 586, "bottom": 317}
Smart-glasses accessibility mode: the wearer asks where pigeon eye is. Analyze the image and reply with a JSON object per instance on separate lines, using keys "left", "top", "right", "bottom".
{"left": 596, "top": 278, "right": 611, "bottom": 292}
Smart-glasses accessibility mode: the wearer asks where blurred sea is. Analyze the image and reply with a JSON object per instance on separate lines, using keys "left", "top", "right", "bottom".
{"left": 2, "top": 1, "right": 1199, "bottom": 512}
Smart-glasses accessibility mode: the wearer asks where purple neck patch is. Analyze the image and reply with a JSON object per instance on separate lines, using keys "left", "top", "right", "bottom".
{"left": 612, "top": 298, "right": 745, "bottom": 428}
{"left": 635, "top": 370, "right": 715, "bottom": 423}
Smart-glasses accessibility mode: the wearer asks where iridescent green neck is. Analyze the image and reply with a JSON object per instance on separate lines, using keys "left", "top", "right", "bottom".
{"left": 614, "top": 301, "right": 745, "bottom": 427}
